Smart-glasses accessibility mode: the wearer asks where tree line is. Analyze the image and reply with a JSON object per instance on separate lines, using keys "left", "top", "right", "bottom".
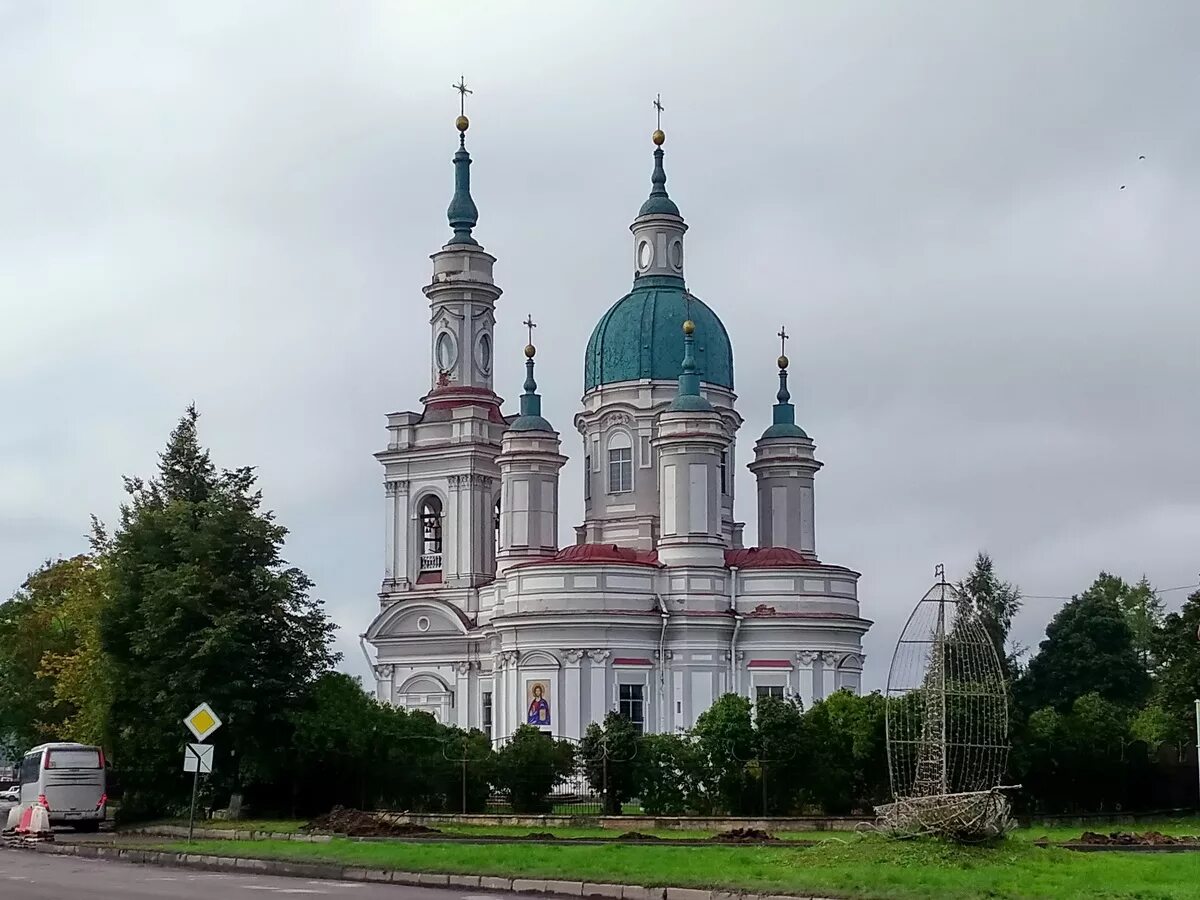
{"left": 1, "top": 408, "right": 1197, "bottom": 819}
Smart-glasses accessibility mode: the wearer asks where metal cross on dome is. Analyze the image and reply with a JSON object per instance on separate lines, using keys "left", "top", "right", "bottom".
{"left": 653, "top": 93, "right": 664, "bottom": 130}
{"left": 777, "top": 325, "right": 789, "bottom": 357}
{"left": 453, "top": 76, "right": 472, "bottom": 116}
{"left": 523, "top": 314, "right": 536, "bottom": 345}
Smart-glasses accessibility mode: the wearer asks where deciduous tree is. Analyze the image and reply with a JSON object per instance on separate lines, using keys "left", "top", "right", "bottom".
{"left": 1017, "top": 574, "right": 1150, "bottom": 714}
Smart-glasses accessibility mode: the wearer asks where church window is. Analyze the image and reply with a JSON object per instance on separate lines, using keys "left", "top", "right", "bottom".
{"left": 584, "top": 459, "right": 591, "bottom": 500}
{"left": 607, "top": 433, "right": 633, "bottom": 494}
{"left": 719, "top": 451, "right": 728, "bottom": 495}
{"left": 477, "top": 333, "right": 492, "bottom": 375}
{"left": 435, "top": 332, "right": 458, "bottom": 372}
{"left": 482, "top": 691, "right": 493, "bottom": 732}
{"left": 619, "top": 683, "right": 645, "bottom": 733}
{"left": 494, "top": 496, "right": 502, "bottom": 555}
{"left": 419, "top": 496, "right": 443, "bottom": 569}
{"left": 755, "top": 685, "right": 785, "bottom": 701}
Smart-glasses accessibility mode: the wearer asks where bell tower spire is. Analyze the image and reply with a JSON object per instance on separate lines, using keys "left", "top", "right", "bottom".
{"left": 423, "top": 79, "right": 501, "bottom": 397}
{"left": 447, "top": 77, "right": 479, "bottom": 246}
{"left": 631, "top": 95, "right": 688, "bottom": 283}
{"left": 748, "top": 326, "right": 822, "bottom": 556}
{"left": 497, "top": 319, "right": 567, "bottom": 573}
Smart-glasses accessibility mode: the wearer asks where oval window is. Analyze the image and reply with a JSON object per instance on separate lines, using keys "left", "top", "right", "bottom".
{"left": 637, "top": 240, "right": 653, "bottom": 269}
{"left": 477, "top": 333, "right": 492, "bottom": 374}
{"left": 435, "top": 332, "right": 458, "bottom": 371}
{"left": 670, "top": 239, "right": 683, "bottom": 270}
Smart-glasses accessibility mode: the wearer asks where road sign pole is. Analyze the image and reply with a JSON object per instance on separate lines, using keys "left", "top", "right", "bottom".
{"left": 188, "top": 766, "right": 199, "bottom": 844}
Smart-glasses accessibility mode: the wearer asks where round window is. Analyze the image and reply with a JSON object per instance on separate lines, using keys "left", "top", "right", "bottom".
{"left": 435, "top": 332, "right": 458, "bottom": 371}
{"left": 637, "top": 240, "right": 653, "bottom": 269}
{"left": 670, "top": 239, "right": 683, "bottom": 270}
{"left": 477, "top": 333, "right": 492, "bottom": 374}
{"left": 416, "top": 616, "right": 431, "bottom": 633}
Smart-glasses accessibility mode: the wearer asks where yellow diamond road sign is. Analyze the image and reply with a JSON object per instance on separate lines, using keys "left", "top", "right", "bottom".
{"left": 184, "top": 702, "right": 222, "bottom": 742}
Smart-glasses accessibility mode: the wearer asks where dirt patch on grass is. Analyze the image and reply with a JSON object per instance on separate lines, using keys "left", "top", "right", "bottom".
{"left": 709, "top": 828, "right": 777, "bottom": 844}
{"left": 302, "top": 807, "right": 443, "bottom": 838}
{"left": 1077, "top": 830, "right": 1199, "bottom": 846}
{"left": 614, "top": 831, "right": 665, "bottom": 842}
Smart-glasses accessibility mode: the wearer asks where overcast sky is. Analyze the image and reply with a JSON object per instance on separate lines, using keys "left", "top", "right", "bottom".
{"left": 3, "top": 2, "right": 1198, "bottom": 690}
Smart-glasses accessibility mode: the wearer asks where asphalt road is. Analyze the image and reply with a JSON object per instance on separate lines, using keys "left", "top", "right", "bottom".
{"left": 0, "top": 850, "right": 505, "bottom": 899}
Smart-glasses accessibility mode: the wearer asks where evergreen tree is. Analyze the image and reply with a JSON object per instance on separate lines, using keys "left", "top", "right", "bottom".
{"left": 1150, "top": 589, "right": 1200, "bottom": 743}
{"left": 99, "top": 406, "right": 337, "bottom": 819}
{"left": 1017, "top": 573, "right": 1150, "bottom": 714}
{"left": 1119, "top": 576, "right": 1164, "bottom": 672}
{"left": 956, "top": 552, "right": 1023, "bottom": 678}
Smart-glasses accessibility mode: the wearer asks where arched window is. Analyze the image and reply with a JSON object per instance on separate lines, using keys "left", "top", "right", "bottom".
{"left": 419, "top": 496, "right": 443, "bottom": 570}
{"left": 607, "top": 432, "right": 633, "bottom": 494}
{"left": 494, "top": 495, "right": 502, "bottom": 555}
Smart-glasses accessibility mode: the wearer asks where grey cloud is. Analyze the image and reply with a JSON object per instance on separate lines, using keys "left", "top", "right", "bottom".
{"left": 2, "top": 1, "right": 1197, "bottom": 690}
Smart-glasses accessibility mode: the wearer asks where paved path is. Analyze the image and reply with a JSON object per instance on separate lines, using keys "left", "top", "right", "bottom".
{"left": 0, "top": 850, "right": 502, "bottom": 899}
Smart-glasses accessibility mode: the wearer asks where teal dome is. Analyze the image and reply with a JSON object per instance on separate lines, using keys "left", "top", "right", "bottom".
{"left": 584, "top": 275, "right": 734, "bottom": 392}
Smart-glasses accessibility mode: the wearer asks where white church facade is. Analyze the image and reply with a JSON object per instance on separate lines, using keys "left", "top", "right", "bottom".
{"left": 364, "top": 109, "right": 871, "bottom": 740}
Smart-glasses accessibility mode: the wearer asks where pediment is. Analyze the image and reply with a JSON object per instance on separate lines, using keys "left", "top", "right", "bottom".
{"left": 366, "top": 599, "right": 469, "bottom": 640}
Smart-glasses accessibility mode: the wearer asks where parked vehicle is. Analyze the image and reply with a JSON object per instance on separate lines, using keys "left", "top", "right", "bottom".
{"left": 0, "top": 785, "right": 19, "bottom": 802}
{"left": 18, "top": 743, "right": 107, "bottom": 831}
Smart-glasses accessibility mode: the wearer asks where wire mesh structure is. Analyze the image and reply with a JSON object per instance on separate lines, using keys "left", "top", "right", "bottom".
{"left": 876, "top": 569, "right": 1015, "bottom": 840}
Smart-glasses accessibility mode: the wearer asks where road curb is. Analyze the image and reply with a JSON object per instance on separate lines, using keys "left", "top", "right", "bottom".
{"left": 8, "top": 840, "right": 842, "bottom": 900}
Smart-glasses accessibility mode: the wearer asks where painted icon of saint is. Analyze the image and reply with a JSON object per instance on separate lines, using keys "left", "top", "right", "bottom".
{"left": 527, "top": 683, "right": 550, "bottom": 726}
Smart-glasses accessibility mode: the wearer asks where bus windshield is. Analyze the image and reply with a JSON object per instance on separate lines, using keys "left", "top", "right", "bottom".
{"left": 46, "top": 748, "right": 102, "bottom": 770}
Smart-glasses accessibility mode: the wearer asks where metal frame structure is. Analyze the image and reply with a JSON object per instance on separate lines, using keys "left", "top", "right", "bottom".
{"left": 877, "top": 567, "right": 1015, "bottom": 840}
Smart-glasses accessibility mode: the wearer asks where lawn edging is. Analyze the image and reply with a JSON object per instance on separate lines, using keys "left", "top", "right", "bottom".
{"left": 14, "top": 841, "right": 840, "bottom": 900}
{"left": 122, "top": 824, "right": 330, "bottom": 842}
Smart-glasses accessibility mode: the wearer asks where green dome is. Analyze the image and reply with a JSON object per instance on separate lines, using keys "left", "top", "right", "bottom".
{"left": 584, "top": 275, "right": 734, "bottom": 392}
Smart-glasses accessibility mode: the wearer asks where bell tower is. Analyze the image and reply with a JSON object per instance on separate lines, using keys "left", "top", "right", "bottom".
{"left": 377, "top": 84, "right": 505, "bottom": 605}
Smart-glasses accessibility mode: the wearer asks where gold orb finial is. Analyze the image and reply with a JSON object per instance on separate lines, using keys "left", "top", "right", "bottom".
{"left": 524, "top": 344, "right": 536, "bottom": 359}
{"left": 778, "top": 354, "right": 789, "bottom": 369}
{"left": 682, "top": 319, "right": 695, "bottom": 335}
{"left": 652, "top": 129, "right": 665, "bottom": 146}
{"left": 456, "top": 114, "right": 470, "bottom": 133}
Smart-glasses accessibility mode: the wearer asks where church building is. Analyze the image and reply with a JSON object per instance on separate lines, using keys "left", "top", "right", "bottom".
{"left": 364, "top": 103, "right": 871, "bottom": 740}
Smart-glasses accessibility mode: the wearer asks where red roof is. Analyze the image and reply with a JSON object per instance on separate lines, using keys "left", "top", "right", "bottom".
{"left": 724, "top": 547, "right": 820, "bottom": 569}
{"left": 511, "top": 544, "right": 661, "bottom": 570}
{"left": 510, "top": 545, "right": 821, "bottom": 572}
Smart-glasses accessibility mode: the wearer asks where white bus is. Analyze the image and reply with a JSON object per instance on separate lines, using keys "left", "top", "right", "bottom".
{"left": 19, "top": 742, "right": 107, "bottom": 831}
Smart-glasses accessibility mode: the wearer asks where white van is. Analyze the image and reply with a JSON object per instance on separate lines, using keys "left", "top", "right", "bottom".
{"left": 19, "top": 742, "right": 107, "bottom": 831}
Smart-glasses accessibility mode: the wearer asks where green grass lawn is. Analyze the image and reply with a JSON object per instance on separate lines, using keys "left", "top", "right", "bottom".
{"left": 138, "top": 815, "right": 1200, "bottom": 845}
{"left": 148, "top": 818, "right": 306, "bottom": 833}
{"left": 149, "top": 834, "right": 1200, "bottom": 900}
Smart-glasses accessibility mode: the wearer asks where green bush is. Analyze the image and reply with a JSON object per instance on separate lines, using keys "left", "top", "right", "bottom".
{"left": 494, "top": 726, "right": 576, "bottom": 813}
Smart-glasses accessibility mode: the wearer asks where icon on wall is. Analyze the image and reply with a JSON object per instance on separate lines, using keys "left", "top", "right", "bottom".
{"left": 526, "top": 680, "right": 551, "bottom": 727}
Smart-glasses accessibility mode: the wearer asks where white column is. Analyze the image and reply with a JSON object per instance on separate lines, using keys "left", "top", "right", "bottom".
{"left": 588, "top": 650, "right": 609, "bottom": 726}
{"left": 384, "top": 483, "right": 396, "bottom": 580}
{"left": 820, "top": 651, "right": 837, "bottom": 699}
{"left": 455, "top": 663, "right": 471, "bottom": 728}
{"left": 564, "top": 651, "right": 583, "bottom": 740}
{"left": 797, "top": 652, "right": 816, "bottom": 708}
{"left": 394, "top": 483, "right": 409, "bottom": 585}
{"left": 492, "top": 654, "right": 505, "bottom": 739}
